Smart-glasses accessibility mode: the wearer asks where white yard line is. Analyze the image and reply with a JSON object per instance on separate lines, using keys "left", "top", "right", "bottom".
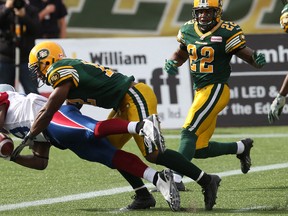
{"left": 0, "top": 162, "right": 288, "bottom": 212}
{"left": 12, "top": 133, "right": 288, "bottom": 142}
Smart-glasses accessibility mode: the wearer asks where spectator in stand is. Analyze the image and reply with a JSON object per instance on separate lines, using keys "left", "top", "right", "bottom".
{"left": 29, "top": 0, "right": 67, "bottom": 38}
{"left": 0, "top": 0, "right": 40, "bottom": 94}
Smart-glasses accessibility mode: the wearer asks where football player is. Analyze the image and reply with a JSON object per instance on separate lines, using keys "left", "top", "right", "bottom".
{"left": 23, "top": 40, "right": 222, "bottom": 211}
{"left": 280, "top": 1, "right": 288, "bottom": 33}
{"left": 0, "top": 84, "right": 180, "bottom": 211}
{"left": 163, "top": 0, "right": 266, "bottom": 201}
{"left": 268, "top": 1, "right": 288, "bottom": 123}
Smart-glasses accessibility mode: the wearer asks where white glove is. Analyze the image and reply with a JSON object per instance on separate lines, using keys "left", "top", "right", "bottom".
{"left": 268, "top": 93, "right": 286, "bottom": 123}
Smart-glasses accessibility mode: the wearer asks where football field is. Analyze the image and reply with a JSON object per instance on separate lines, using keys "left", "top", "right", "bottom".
{"left": 0, "top": 126, "right": 287, "bottom": 216}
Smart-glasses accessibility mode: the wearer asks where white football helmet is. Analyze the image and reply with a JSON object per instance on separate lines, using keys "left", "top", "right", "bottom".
{"left": 0, "top": 84, "right": 15, "bottom": 92}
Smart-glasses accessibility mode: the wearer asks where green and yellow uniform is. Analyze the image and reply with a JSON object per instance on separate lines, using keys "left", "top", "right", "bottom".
{"left": 177, "top": 20, "right": 246, "bottom": 157}
{"left": 178, "top": 20, "right": 246, "bottom": 89}
{"left": 46, "top": 58, "right": 158, "bottom": 156}
{"left": 46, "top": 58, "right": 208, "bottom": 191}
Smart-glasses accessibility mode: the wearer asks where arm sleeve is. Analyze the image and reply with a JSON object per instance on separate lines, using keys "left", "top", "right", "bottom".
{"left": 225, "top": 22, "right": 246, "bottom": 54}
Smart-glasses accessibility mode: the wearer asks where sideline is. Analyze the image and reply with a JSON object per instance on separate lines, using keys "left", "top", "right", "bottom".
{"left": 0, "top": 163, "right": 288, "bottom": 212}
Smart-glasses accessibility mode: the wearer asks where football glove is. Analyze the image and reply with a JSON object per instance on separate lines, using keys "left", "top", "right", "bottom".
{"left": 164, "top": 59, "right": 178, "bottom": 75}
{"left": 268, "top": 93, "right": 286, "bottom": 124}
{"left": 280, "top": 4, "right": 288, "bottom": 33}
{"left": 10, "top": 133, "right": 34, "bottom": 161}
{"left": 252, "top": 52, "right": 266, "bottom": 68}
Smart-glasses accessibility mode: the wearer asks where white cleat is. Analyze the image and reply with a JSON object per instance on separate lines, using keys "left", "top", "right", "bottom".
{"left": 140, "top": 114, "right": 166, "bottom": 153}
{"left": 156, "top": 169, "right": 181, "bottom": 211}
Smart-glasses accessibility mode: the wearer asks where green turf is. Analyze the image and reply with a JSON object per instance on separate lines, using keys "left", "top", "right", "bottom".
{"left": 0, "top": 126, "right": 287, "bottom": 215}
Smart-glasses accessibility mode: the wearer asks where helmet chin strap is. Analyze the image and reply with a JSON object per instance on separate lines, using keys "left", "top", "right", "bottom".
{"left": 37, "top": 75, "right": 51, "bottom": 88}
{"left": 37, "top": 79, "right": 45, "bottom": 88}
{"left": 35, "top": 62, "right": 51, "bottom": 87}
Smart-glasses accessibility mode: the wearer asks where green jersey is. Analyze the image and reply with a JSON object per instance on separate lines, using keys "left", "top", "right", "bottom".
{"left": 177, "top": 20, "right": 246, "bottom": 89}
{"left": 46, "top": 58, "right": 135, "bottom": 109}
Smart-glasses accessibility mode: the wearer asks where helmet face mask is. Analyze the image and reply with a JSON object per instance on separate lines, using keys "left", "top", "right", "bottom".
{"left": 28, "top": 61, "right": 49, "bottom": 87}
{"left": 192, "top": 0, "right": 223, "bottom": 32}
{"left": 28, "top": 41, "right": 66, "bottom": 86}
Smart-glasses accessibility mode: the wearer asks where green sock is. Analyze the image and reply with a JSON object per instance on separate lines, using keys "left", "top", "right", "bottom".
{"left": 195, "top": 141, "right": 237, "bottom": 158}
{"left": 178, "top": 129, "right": 198, "bottom": 161}
{"left": 156, "top": 149, "right": 203, "bottom": 181}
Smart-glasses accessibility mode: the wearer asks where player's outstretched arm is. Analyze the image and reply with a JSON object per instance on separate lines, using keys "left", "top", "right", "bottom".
{"left": 235, "top": 46, "right": 266, "bottom": 69}
{"left": 278, "top": 74, "right": 288, "bottom": 97}
{"left": 10, "top": 141, "right": 51, "bottom": 170}
{"left": 164, "top": 44, "right": 189, "bottom": 75}
{"left": 268, "top": 74, "right": 288, "bottom": 123}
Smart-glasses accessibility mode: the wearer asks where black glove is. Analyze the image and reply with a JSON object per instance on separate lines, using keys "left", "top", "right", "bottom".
{"left": 10, "top": 133, "right": 34, "bottom": 161}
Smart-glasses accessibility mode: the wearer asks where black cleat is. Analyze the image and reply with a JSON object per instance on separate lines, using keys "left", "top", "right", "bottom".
{"left": 120, "top": 194, "right": 156, "bottom": 211}
{"left": 202, "top": 175, "right": 221, "bottom": 211}
{"left": 236, "top": 138, "right": 254, "bottom": 174}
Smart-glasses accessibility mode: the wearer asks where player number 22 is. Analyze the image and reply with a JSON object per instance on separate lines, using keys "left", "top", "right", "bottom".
{"left": 188, "top": 44, "right": 214, "bottom": 73}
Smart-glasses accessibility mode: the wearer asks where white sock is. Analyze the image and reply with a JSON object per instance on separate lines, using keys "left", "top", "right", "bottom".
{"left": 173, "top": 173, "right": 182, "bottom": 183}
{"left": 196, "top": 171, "right": 204, "bottom": 182}
{"left": 134, "top": 185, "right": 146, "bottom": 191}
{"left": 127, "top": 122, "right": 138, "bottom": 134}
{"left": 236, "top": 140, "right": 245, "bottom": 154}
{"left": 143, "top": 167, "right": 157, "bottom": 183}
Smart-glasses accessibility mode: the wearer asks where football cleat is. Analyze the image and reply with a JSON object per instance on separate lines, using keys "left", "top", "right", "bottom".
{"left": 202, "top": 174, "right": 221, "bottom": 211}
{"left": 236, "top": 138, "right": 254, "bottom": 174}
{"left": 156, "top": 169, "right": 181, "bottom": 211}
{"left": 119, "top": 193, "right": 156, "bottom": 211}
{"left": 149, "top": 187, "right": 159, "bottom": 193}
{"left": 176, "top": 181, "right": 187, "bottom": 191}
{"left": 139, "top": 114, "right": 166, "bottom": 153}
{"left": 150, "top": 181, "right": 187, "bottom": 192}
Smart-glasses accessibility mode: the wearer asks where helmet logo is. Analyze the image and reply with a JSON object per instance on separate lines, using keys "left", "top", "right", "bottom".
{"left": 199, "top": 0, "right": 209, "bottom": 7}
{"left": 37, "top": 49, "right": 49, "bottom": 60}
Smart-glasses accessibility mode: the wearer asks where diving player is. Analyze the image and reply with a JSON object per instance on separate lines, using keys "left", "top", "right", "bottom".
{"left": 0, "top": 84, "right": 180, "bottom": 211}
{"left": 24, "top": 40, "right": 221, "bottom": 211}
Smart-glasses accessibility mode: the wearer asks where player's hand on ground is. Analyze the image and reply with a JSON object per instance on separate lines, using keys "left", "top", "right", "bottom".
{"left": 268, "top": 94, "right": 286, "bottom": 123}
{"left": 164, "top": 59, "right": 178, "bottom": 75}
